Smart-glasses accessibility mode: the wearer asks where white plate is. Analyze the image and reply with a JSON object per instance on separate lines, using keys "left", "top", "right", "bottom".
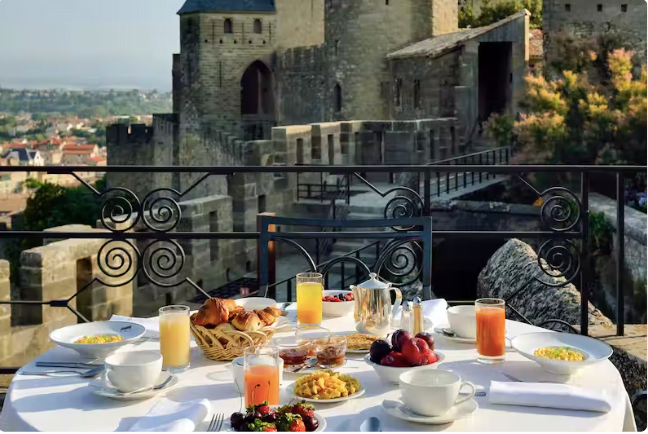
{"left": 511, "top": 332, "right": 613, "bottom": 375}
{"left": 346, "top": 348, "right": 370, "bottom": 354}
{"left": 50, "top": 321, "right": 146, "bottom": 359}
{"left": 225, "top": 411, "right": 327, "bottom": 432}
{"left": 235, "top": 297, "right": 277, "bottom": 310}
{"left": 434, "top": 327, "right": 476, "bottom": 344}
{"left": 89, "top": 372, "right": 177, "bottom": 400}
{"left": 292, "top": 385, "right": 365, "bottom": 403}
{"left": 382, "top": 398, "right": 478, "bottom": 424}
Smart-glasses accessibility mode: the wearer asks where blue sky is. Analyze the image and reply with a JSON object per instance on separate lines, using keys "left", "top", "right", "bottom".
{"left": 0, "top": 0, "right": 186, "bottom": 90}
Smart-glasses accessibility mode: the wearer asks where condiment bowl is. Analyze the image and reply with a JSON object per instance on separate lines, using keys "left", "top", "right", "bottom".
{"left": 364, "top": 351, "right": 445, "bottom": 384}
{"left": 511, "top": 332, "right": 612, "bottom": 375}
{"left": 50, "top": 321, "right": 146, "bottom": 359}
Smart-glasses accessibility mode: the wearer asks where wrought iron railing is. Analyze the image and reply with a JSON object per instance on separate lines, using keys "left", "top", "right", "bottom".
{"left": 0, "top": 163, "right": 643, "bottom": 340}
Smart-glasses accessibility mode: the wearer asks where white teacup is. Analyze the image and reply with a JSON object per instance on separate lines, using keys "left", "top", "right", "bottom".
{"left": 104, "top": 350, "right": 162, "bottom": 393}
{"left": 447, "top": 305, "right": 476, "bottom": 339}
{"left": 399, "top": 369, "right": 476, "bottom": 417}
{"left": 231, "top": 356, "right": 284, "bottom": 394}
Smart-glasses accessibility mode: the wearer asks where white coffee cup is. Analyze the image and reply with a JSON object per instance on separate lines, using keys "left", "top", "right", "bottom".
{"left": 231, "top": 356, "right": 284, "bottom": 394}
{"left": 399, "top": 369, "right": 476, "bottom": 417}
{"left": 104, "top": 350, "right": 162, "bottom": 393}
{"left": 447, "top": 305, "right": 477, "bottom": 339}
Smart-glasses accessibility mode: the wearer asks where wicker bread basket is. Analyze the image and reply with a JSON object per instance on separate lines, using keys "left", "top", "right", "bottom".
{"left": 190, "top": 322, "right": 277, "bottom": 361}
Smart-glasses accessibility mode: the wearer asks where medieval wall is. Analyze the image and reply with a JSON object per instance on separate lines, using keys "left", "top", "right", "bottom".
{"left": 388, "top": 51, "right": 462, "bottom": 121}
{"left": 274, "top": 0, "right": 325, "bottom": 49}
{"left": 323, "top": 0, "right": 458, "bottom": 122}
{"left": 543, "top": 0, "right": 647, "bottom": 62}
{"left": 276, "top": 46, "right": 327, "bottom": 126}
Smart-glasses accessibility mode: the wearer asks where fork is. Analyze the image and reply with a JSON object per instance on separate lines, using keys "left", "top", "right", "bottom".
{"left": 502, "top": 373, "right": 556, "bottom": 383}
{"left": 208, "top": 413, "right": 225, "bottom": 432}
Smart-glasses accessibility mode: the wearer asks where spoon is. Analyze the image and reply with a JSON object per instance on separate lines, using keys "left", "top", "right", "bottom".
{"left": 360, "top": 417, "right": 382, "bottom": 432}
{"left": 106, "top": 375, "right": 174, "bottom": 396}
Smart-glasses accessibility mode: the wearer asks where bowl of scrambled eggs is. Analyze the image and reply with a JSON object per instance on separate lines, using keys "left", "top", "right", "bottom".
{"left": 50, "top": 321, "right": 146, "bottom": 358}
{"left": 511, "top": 332, "right": 612, "bottom": 375}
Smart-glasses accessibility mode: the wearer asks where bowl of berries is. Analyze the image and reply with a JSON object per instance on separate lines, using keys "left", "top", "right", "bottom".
{"left": 229, "top": 400, "right": 326, "bottom": 432}
{"left": 364, "top": 329, "right": 444, "bottom": 384}
{"left": 321, "top": 290, "right": 354, "bottom": 318}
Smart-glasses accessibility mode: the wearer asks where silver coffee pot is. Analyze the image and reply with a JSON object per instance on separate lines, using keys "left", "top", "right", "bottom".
{"left": 350, "top": 273, "right": 402, "bottom": 336}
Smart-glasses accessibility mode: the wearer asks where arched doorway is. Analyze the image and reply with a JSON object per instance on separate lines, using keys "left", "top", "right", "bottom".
{"left": 240, "top": 60, "right": 275, "bottom": 140}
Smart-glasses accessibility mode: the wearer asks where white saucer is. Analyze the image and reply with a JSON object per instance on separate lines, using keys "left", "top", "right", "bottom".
{"left": 382, "top": 398, "right": 478, "bottom": 424}
{"left": 89, "top": 372, "right": 177, "bottom": 400}
{"left": 434, "top": 327, "right": 476, "bottom": 344}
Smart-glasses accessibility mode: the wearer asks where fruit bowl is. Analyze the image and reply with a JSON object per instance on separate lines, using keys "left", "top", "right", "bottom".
{"left": 321, "top": 290, "right": 354, "bottom": 318}
{"left": 364, "top": 352, "right": 445, "bottom": 384}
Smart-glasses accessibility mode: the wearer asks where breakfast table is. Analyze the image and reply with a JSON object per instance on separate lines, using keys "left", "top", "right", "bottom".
{"left": 0, "top": 307, "right": 637, "bottom": 432}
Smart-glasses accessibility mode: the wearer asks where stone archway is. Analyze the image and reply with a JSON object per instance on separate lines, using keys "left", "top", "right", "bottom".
{"left": 240, "top": 60, "right": 275, "bottom": 140}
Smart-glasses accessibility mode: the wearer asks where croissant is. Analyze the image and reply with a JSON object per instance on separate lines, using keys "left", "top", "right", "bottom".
{"left": 193, "top": 297, "right": 229, "bottom": 327}
{"left": 231, "top": 311, "right": 263, "bottom": 332}
{"left": 254, "top": 309, "right": 276, "bottom": 326}
{"left": 221, "top": 298, "right": 238, "bottom": 312}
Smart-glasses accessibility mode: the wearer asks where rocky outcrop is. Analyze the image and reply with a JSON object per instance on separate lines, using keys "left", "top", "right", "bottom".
{"left": 477, "top": 238, "right": 613, "bottom": 328}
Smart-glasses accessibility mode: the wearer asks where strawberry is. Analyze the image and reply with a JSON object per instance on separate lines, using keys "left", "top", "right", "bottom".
{"left": 257, "top": 404, "right": 272, "bottom": 416}
{"left": 289, "top": 419, "right": 306, "bottom": 432}
{"left": 292, "top": 402, "right": 314, "bottom": 419}
{"left": 262, "top": 426, "right": 277, "bottom": 432}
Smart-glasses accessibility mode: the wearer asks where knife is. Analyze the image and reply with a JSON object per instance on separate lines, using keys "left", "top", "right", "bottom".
{"left": 36, "top": 362, "right": 101, "bottom": 369}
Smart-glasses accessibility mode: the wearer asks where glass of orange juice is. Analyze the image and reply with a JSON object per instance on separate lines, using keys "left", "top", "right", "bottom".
{"left": 476, "top": 298, "right": 506, "bottom": 364}
{"left": 244, "top": 345, "right": 280, "bottom": 407}
{"left": 159, "top": 305, "right": 191, "bottom": 373}
{"left": 296, "top": 272, "right": 323, "bottom": 325}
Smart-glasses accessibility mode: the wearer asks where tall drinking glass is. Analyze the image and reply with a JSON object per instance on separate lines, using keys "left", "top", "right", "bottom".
{"left": 476, "top": 298, "right": 506, "bottom": 364}
{"left": 244, "top": 345, "right": 280, "bottom": 407}
{"left": 296, "top": 272, "right": 323, "bottom": 325}
{"left": 159, "top": 305, "right": 191, "bottom": 373}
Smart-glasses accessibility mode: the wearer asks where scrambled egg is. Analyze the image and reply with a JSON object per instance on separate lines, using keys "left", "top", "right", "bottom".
{"left": 533, "top": 346, "right": 585, "bottom": 362}
{"left": 74, "top": 334, "right": 123, "bottom": 344}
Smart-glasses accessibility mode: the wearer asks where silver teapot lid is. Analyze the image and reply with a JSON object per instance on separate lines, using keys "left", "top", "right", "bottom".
{"left": 355, "top": 272, "right": 391, "bottom": 290}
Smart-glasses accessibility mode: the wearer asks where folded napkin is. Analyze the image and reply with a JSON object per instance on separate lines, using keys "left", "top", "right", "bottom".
{"left": 128, "top": 398, "right": 211, "bottom": 432}
{"left": 489, "top": 381, "right": 613, "bottom": 413}
{"left": 110, "top": 315, "right": 159, "bottom": 339}
{"left": 393, "top": 299, "right": 448, "bottom": 330}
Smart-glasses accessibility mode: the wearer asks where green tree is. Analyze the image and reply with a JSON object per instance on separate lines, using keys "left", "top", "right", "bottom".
{"left": 459, "top": 0, "right": 542, "bottom": 29}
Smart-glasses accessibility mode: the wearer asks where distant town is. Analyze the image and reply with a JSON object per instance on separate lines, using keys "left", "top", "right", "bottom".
{"left": 0, "top": 88, "right": 172, "bottom": 217}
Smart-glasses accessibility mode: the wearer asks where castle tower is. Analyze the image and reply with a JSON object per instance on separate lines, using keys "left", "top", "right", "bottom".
{"left": 325, "top": 0, "right": 458, "bottom": 121}
{"left": 177, "top": 0, "right": 278, "bottom": 140}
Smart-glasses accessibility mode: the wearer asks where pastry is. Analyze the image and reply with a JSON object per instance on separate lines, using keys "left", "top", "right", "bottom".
{"left": 263, "top": 306, "right": 283, "bottom": 318}
{"left": 228, "top": 305, "right": 244, "bottom": 320}
{"left": 231, "top": 311, "right": 263, "bottom": 332}
{"left": 193, "top": 297, "right": 229, "bottom": 327}
{"left": 254, "top": 309, "right": 276, "bottom": 326}
{"left": 221, "top": 298, "right": 238, "bottom": 312}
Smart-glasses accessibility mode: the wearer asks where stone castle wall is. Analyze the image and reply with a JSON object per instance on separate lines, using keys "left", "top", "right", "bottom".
{"left": 276, "top": 45, "right": 327, "bottom": 126}
{"left": 543, "top": 0, "right": 647, "bottom": 63}
{"left": 274, "top": 0, "right": 325, "bottom": 49}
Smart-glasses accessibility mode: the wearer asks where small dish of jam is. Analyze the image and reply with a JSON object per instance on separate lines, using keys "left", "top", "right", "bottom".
{"left": 313, "top": 336, "right": 347, "bottom": 368}
{"left": 275, "top": 336, "right": 311, "bottom": 367}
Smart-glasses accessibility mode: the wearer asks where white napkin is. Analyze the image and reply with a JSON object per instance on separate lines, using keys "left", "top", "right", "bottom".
{"left": 110, "top": 315, "right": 159, "bottom": 339}
{"left": 489, "top": 381, "right": 613, "bottom": 412}
{"left": 393, "top": 299, "right": 448, "bottom": 330}
{"left": 128, "top": 398, "right": 211, "bottom": 432}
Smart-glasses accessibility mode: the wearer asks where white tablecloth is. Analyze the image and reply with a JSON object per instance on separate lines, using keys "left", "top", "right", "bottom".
{"left": 0, "top": 312, "right": 637, "bottom": 432}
